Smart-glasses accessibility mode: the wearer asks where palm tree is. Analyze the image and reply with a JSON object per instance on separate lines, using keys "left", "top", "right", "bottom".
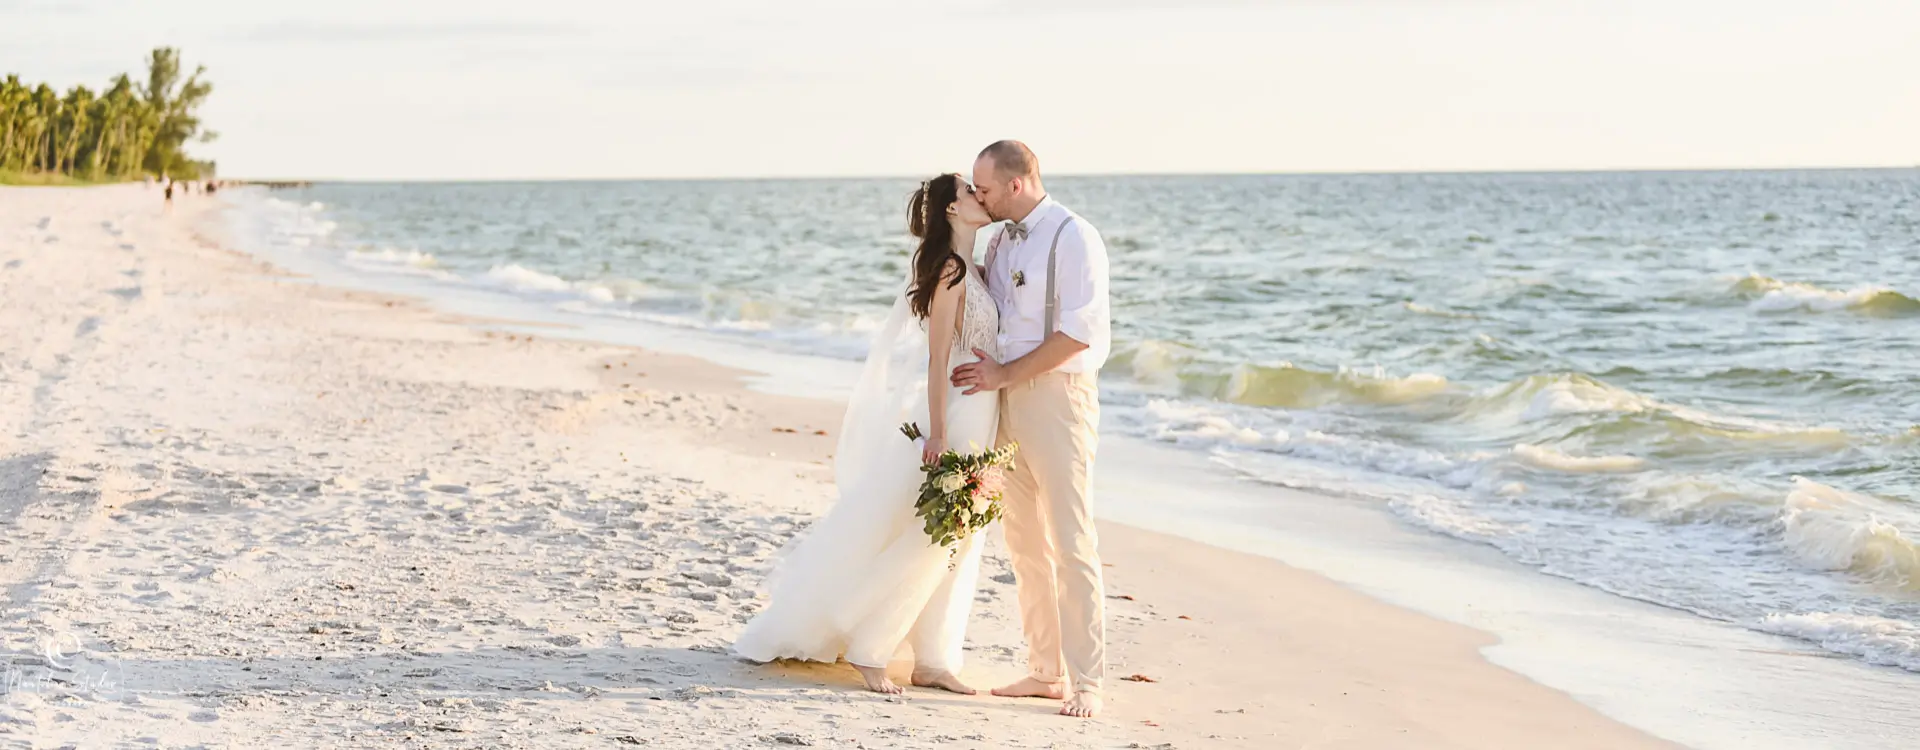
{"left": 57, "top": 86, "right": 94, "bottom": 175}
{"left": 20, "top": 84, "right": 59, "bottom": 172}
{"left": 136, "top": 48, "right": 216, "bottom": 179}
{"left": 0, "top": 76, "right": 23, "bottom": 170}
{"left": 96, "top": 76, "right": 143, "bottom": 177}
{"left": 2, "top": 48, "right": 213, "bottom": 180}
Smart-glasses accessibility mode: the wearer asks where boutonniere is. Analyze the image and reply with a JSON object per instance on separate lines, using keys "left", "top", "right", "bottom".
{"left": 1013, "top": 270, "right": 1027, "bottom": 287}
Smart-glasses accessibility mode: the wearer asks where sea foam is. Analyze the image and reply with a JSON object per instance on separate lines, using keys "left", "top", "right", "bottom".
{"left": 1757, "top": 612, "right": 1920, "bottom": 672}
{"left": 484, "top": 264, "right": 574, "bottom": 293}
{"left": 1780, "top": 478, "right": 1920, "bottom": 589}
{"left": 1733, "top": 274, "right": 1920, "bottom": 317}
{"left": 1512, "top": 443, "right": 1646, "bottom": 473}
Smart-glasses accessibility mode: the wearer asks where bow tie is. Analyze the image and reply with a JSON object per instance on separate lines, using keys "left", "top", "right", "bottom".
{"left": 1004, "top": 221, "right": 1030, "bottom": 242}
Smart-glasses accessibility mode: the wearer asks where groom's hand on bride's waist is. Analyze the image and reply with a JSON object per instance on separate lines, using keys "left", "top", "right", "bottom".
{"left": 951, "top": 348, "right": 1007, "bottom": 395}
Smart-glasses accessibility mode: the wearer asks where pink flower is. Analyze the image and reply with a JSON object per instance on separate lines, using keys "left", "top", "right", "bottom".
{"left": 975, "top": 467, "right": 1006, "bottom": 499}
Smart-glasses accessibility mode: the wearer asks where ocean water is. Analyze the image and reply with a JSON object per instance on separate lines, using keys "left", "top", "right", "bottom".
{"left": 229, "top": 171, "right": 1920, "bottom": 675}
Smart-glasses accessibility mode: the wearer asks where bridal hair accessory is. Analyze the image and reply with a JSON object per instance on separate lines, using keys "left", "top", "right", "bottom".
{"left": 916, "top": 180, "right": 932, "bottom": 226}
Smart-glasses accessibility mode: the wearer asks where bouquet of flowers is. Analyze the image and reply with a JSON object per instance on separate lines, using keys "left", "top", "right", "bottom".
{"left": 900, "top": 422, "right": 1017, "bottom": 558}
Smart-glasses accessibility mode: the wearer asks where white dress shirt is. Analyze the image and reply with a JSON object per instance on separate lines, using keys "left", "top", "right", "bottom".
{"left": 986, "top": 196, "right": 1112, "bottom": 374}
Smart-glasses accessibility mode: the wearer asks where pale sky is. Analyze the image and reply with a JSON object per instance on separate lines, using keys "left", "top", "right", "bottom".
{"left": 4, "top": 0, "right": 1916, "bottom": 180}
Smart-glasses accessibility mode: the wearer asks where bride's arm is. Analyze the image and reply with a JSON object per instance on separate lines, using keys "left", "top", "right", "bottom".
{"left": 922, "top": 258, "right": 965, "bottom": 464}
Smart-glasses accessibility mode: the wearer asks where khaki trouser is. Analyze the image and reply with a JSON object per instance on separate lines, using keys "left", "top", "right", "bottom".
{"left": 997, "top": 371, "right": 1104, "bottom": 694}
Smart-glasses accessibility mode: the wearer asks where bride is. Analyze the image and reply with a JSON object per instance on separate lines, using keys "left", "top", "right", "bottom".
{"left": 732, "top": 173, "right": 1001, "bottom": 695}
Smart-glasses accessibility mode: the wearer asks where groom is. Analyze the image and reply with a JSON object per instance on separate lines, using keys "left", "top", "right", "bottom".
{"left": 951, "top": 140, "right": 1111, "bottom": 719}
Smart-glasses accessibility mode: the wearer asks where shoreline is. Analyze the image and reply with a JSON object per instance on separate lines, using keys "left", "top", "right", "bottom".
{"left": 0, "top": 183, "right": 1684, "bottom": 747}
{"left": 107, "top": 181, "right": 1920, "bottom": 747}
{"left": 219, "top": 182, "right": 1920, "bottom": 747}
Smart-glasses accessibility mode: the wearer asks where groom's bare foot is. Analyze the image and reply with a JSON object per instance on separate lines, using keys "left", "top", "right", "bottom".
{"left": 1060, "top": 691, "right": 1103, "bottom": 719}
{"left": 991, "top": 676, "right": 1065, "bottom": 700}
{"left": 851, "top": 663, "right": 903, "bottom": 694}
{"left": 910, "top": 668, "right": 977, "bottom": 695}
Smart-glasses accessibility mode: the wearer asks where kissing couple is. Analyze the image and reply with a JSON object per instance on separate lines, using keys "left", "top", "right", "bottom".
{"left": 733, "top": 140, "right": 1113, "bottom": 719}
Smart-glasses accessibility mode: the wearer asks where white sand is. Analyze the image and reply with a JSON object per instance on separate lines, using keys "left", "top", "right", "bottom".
{"left": 0, "top": 185, "right": 1675, "bottom": 749}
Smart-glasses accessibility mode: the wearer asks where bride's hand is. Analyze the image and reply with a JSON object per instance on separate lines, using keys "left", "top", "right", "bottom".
{"left": 921, "top": 436, "right": 946, "bottom": 467}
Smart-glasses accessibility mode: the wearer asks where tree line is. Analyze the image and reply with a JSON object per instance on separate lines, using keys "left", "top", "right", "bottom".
{"left": 1, "top": 48, "right": 215, "bottom": 181}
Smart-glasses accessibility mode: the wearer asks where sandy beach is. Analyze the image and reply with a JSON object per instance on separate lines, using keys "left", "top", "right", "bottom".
{"left": 0, "top": 184, "right": 1677, "bottom": 748}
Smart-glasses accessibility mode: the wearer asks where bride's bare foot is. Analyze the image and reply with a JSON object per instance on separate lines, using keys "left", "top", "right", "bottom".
{"left": 910, "top": 668, "right": 977, "bottom": 695}
{"left": 1060, "top": 691, "right": 1103, "bottom": 719}
{"left": 990, "top": 676, "right": 1065, "bottom": 700}
{"left": 851, "top": 663, "right": 903, "bottom": 694}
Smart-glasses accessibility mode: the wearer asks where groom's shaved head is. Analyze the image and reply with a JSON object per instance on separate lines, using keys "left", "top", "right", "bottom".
{"left": 973, "top": 140, "right": 1045, "bottom": 222}
{"left": 978, "top": 140, "right": 1040, "bottom": 180}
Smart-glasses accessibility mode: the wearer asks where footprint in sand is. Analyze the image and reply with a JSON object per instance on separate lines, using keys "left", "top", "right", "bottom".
{"left": 684, "top": 571, "right": 732, "bottom": 587}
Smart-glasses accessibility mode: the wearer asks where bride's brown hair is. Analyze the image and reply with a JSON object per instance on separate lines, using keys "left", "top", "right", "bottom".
{"left": 905, "top": 173, "right": 967, "bottom": 320}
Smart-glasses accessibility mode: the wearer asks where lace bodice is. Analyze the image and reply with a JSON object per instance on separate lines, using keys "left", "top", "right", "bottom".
{"left": 957, "top": 268, "right": 1000, "bottom": 360}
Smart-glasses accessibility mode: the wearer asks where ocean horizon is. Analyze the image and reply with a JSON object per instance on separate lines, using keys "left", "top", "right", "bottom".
{"left": 233, "top": 165, "right": 1920, "bottom": 185}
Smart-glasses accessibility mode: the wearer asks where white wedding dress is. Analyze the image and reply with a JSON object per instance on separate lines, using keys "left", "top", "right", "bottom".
{"left": 733, "top": 269, "right": 1000, "bottom": 673}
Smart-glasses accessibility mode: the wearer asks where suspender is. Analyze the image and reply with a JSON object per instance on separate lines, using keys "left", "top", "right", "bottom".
{"left": 984, "top": 229, "right": 1004, "bottom": 279}
{"left": 1043, "top": 217, "right": 1077, "bottom": 334}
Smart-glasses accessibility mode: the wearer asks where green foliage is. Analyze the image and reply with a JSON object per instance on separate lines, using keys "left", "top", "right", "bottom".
{"left": 901, "top": 422, "right": 1020, "bottom": 560}
{"left": 0, "top": 48, "right": 215, "bottom": 183}
{"left": 0, "top": 169, "right": 115, "bottom": 186}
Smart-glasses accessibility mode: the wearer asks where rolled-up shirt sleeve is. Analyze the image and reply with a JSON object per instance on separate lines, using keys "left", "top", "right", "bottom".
{"left": 1051, "top": 222, "right": 1109, "bottom": 348}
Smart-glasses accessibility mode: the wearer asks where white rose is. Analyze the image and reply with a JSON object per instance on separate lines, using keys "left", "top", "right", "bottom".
{"left": 937, "top": 473, "right": 967, "bottom": 494}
